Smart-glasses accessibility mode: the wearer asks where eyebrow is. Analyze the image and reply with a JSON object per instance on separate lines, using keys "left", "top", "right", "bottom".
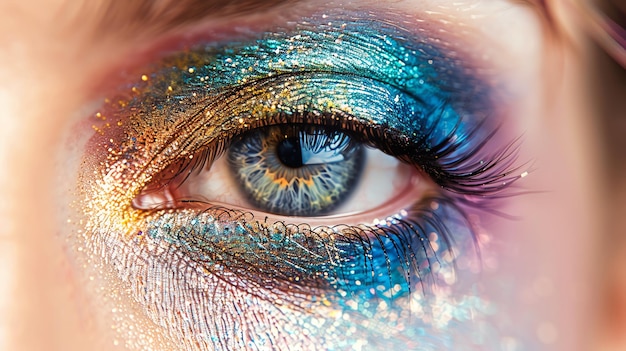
{"left": 85, "top": 0, "right": 297, "bottom": 38}
{"left": 81, "top": 0, "right": 550, "bottom": 40}
{"left": 72, "top": 0, "right": 553, "bottom": 58}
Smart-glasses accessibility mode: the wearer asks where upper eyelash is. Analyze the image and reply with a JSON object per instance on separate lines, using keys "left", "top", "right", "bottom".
{"left": 143, "top": 102, "right": 522, "bottom": 203}
{"left": 413, "top": 116, "right": 525, "bottom": 195}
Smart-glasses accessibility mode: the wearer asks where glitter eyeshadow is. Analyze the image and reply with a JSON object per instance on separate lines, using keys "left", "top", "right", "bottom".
{"left": 79, "top": 10, "right": 522, "bottom": 351}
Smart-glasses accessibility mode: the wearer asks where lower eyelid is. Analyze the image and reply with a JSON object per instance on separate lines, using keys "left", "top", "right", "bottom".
{"left": 127, "top": 193, "right": 467, "bottom": 302}
{"left": 89, "top": 193, "right": 475, "bottom": 350}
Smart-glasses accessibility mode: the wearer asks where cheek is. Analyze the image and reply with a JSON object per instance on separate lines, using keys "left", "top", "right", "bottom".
{"left": 480, "top": 41, "right": 602, "bottom": 350}
{"left": 0, "top": 78, "right": 109, "bottom": 349}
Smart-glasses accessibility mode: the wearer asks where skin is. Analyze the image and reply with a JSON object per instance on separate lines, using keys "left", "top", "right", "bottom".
{"left": 0, "top": 0, "right": 625, "bottom": 350}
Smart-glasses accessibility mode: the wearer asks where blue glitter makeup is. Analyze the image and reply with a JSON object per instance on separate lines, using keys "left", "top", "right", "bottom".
{"left": 81, "top": 10, "right": 524, "bottom": 351}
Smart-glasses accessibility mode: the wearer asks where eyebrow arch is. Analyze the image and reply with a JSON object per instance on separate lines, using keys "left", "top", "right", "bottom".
{"left": 83, "top": 0, "right": 297, "bottom": 38}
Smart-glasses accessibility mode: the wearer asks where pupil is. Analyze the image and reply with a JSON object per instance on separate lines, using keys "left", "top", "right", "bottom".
{"left": 276, "top": 137, "right": 303, "bottom": 168}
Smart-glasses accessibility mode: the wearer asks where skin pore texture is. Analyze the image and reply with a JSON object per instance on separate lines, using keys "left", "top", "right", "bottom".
{"left": 0, "top": 0, "right": 624, "bottom": 350}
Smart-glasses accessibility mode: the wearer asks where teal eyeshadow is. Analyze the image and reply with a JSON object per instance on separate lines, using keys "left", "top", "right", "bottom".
{"left": 130, "top": 14, "right": 493, "bottom": 153}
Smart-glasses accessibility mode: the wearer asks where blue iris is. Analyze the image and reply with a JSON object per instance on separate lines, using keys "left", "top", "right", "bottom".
{"left": 227, "top": 125, "right": 364, "bottom": 216}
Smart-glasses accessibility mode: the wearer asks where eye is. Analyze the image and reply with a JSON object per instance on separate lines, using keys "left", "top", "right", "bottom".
{"left": 133, "top": 124, "right": 424, "bottom": 217}
{"left": 80, "top": 9, "right": 526, "bottom": 351}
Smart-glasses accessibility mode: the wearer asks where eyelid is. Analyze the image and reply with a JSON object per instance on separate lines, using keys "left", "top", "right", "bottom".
{"left": 94, "top": 12, "right": 524, "bottom": 262}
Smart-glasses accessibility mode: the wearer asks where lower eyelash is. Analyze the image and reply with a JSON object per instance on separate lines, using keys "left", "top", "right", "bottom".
{"left": 131, "top": 193, "right": 472, "bottom": 309}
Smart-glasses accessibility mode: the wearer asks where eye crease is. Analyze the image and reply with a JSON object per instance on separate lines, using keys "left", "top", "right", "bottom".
{"left": 80, "top": 9, "right": 526, "bottom": 351}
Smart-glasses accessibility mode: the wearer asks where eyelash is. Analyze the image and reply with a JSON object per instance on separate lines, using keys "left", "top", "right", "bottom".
{"left": 147, "top": 105, "right": 520, "bottom": 202}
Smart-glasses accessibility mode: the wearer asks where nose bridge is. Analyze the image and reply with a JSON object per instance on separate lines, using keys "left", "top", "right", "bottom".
{"left": 0, "top": 18, "right": 106, "bottom": 346}
{"left": 0, "top": 208, "right": 16, "bottom": 351}
{"left": 0, "top": 82, "right": 90, "bottom": 351}
{"left": 5, "top": 213, "right": 90, "bottom": 351}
